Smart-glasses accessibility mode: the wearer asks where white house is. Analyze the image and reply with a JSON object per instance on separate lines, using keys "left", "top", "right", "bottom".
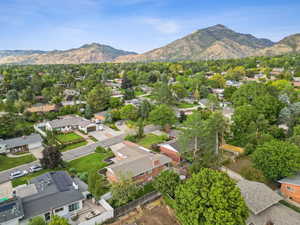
{"left": 45, "top": 115, "right": 98, "bottom": 133}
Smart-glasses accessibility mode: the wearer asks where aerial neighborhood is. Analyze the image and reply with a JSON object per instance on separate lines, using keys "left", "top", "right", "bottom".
{"left": 1, "top": 19, "right": 300, "bottom": 225}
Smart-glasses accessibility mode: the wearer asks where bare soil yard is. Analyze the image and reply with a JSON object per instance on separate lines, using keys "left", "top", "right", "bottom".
{"left": 108, "top": 199, "right": 180, "bottom": 225}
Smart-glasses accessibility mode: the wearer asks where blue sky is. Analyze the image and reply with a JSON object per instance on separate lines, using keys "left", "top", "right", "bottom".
{"left": 0, "top": 0, "right": 299, "bottom": 53}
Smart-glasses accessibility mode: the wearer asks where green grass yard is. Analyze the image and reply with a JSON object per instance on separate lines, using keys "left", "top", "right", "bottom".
{"left": 0, "top": 154, "right": 36, "bottom": 172}
{"left": 137, "top": 133, "right": 169, "bottom": 149}
{"left": 12, "top": 152, "right": 113, "bottom": 187}
{"left": 60, "top": 141, "right": 88, "bottom": 152}
{"left": 56, "top": 132, "right": 84, "bottom": 144}
{"left": 68, "top": 152, "right": 113, "bottom": 174}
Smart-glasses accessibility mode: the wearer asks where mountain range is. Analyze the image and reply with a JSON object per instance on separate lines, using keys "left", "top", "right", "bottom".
{"left": 0, "top": 25, "right": 299, "bottom": 64}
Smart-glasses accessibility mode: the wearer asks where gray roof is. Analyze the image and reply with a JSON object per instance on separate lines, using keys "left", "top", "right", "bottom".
{"left": 107, "top": 142, "right": 171, "bottom": 179}
{"left": 278, "top": 173, "right": 300, "bottom": 186}
{"left": 22, "top": 171, "right": 84, "bottom": 219}
{"left": 0, "top": 134, "right": 42, "bottom": 149}
{"left": 48, "top": 115, "right": 94, "bottom": 129}
{"left": 237, "top": 180, "right": 282, "bottom": 215}
{"left": 0, "top": 198, "right": 24, "bottom": 223}
{"left": 247, "top": 203, "right": 300, "bottom": 225}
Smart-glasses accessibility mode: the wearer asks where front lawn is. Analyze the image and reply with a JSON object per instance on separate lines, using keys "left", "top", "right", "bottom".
{"left": 137, "top": 134, "right": 169, "bottom": 149}
{"left": 12, "top": 151, "right": 113, "bottom": 187}
{"left": 68, "top": 152, "right": 113, "bottom": 174}
{"left": 60, "top": 141, "right": 88, "bottom": 152}
{"left": 56, "top": 132, "right": 84, "bottom": 144}
{"left": 0, "top": 154, "right": 36, "bottom": 172}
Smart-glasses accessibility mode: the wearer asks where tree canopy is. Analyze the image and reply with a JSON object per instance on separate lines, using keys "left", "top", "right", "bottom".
{"left": 174, "top": 168, "right": 248, "bottom": 225}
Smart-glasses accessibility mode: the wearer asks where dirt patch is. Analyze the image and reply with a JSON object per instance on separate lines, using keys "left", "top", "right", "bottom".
{"left": 108, "top": 199, "right": 180, "bottom": 225}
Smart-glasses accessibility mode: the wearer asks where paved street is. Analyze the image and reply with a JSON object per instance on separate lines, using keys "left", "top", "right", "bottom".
{"left": 0, "top": 125, "right": 160, "bottom": 184}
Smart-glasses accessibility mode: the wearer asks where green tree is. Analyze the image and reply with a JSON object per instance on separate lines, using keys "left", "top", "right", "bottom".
{"left": 174, "top": 168, "right": 248, "bottom": 225}
{"left": 175, "top": 169, "right": 249, "bottom": 225}
{"left": 40, "top": 146, "right": 63, "bottom": 169}
{"left": 111, "top": 178, "right": 140, "bottom": 207}
{"left": 138, "top": 99, "right": 152, "bottom": 120}
{"left": 149, "top": 104, "right": 177, "bottom": 131}
{"left": 48, "top": 216, "right": 70, "bottom": 225}
{"left": 86, "top": 84, "right": 111, "bottom": 112}
{"left": 252, "top": 140, "right": 300, "bottom": 180}
{"left": 231, "top": 82, "right": 281, "bottom": 123}
{"left": 120, "top": 104, "right": 138, "bottom": 121}
{"left": 153, "top": 170, "right": 180, "bottom": 198}
{"left": 27, "top": 217, "right": 47, "bottom": 225}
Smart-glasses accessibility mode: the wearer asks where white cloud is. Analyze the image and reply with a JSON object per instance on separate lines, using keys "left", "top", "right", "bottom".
{"left": 144, "top": 18, "right": 181, "bottom": 34}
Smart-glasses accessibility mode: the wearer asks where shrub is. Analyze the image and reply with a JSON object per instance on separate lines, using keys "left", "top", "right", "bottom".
{"left": 125, "top": 134, "right": 137, "bottom": 142}
{"left": 95, "top": 146, "right": 107, "bottom": 154}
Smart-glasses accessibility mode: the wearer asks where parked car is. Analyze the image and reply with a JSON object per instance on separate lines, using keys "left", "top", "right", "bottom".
{"left": 10, "top": 170, "right": 28, "bottom": 179}
{"left": 29, "top": 165, "right": 42, "bottom": 173}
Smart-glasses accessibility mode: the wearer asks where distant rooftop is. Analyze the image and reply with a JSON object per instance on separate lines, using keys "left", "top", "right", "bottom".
{"left": 0, "top": 133, "right": 42, "bottom": 149}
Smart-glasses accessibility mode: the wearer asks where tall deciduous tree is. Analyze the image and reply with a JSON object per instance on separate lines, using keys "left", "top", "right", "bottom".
{"left": 86, "top": 84, "right": 111, "bottom": 112}
{"left": 40, "top": 146, "right": 63, "bottom": 169}
{"left": 252, "top": 140, "right": 300, "bottom": 180}
{"left": 174, "top": 168, "right": 248, "bottom": 225}
{"left": 149, "top": 104, "right": 177, "bottom": 131}
{"left": 153, "top": 170, "right": 180, "bottom": 198}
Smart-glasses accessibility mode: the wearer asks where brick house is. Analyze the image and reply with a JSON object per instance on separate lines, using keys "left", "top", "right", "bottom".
{"left": 158, "top": 139, "right": 182, "bottom": 164}
{"left": 278, "top": 173, "right": 300, "bottom": 204}
{"left": 106, "top": 141, "right": 171, "bottom": 183}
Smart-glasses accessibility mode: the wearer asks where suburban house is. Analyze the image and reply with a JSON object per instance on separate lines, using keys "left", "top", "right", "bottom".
{"left": 158, "top": 139, "right": 182, "bottom": 164}
{"left": 45, "top": 115, "right": 98, "bottom": 133}
{"left": 0, "top": 171, "right": 114, "bottom": 225}
{"left": 63, "top": 89, "right": 80, "bottom": 101}
{"left": 278, "top": 173, "right": 300, "bottom": 204}
{"left": 94, "top": 111, "right": 108, "bottom": 122}
{"left": 26, "top": 104, "right": 58, "bottom": 113}
{"left": 237, "top": 179, "right": 300, "bottom": 225}
{"left": 0, "top": 134, "right": 43, "bottom": 154}
{"left": 271, "top": 68, "right": 284, "bottom": 76}
{"left": 106, "top": 141, "right": 172, "bottom": 183}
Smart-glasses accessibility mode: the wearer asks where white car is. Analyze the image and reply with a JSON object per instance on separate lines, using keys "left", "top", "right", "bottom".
{"left": 10, "top": 170, "right": 28, "bottom": 179}
{"left": 29, "top": 165, "right": 42, "bottom": 173}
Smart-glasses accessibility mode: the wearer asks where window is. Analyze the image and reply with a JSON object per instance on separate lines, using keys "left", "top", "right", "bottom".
{"left": 69, "top": 202, "right": 80, "bottom": 212}
{"left": 55, "top": 207, "right": 64, "bottom": 213}
{"left": 44, "top": 212, "right": 51, "bottom": 221}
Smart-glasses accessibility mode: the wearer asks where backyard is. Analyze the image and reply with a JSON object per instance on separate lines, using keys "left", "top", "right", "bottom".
{"left": 225, "top": 155, "right": 276, "bottom": 189}
{"left": 55, "top": 132, "right": 88, "bottom": 152}
{"left": 56, "top": 132, "right": 85, "bottom": 144}
{"left": 137, "top": 133, "right": 169, "bottom": 149}
{"left": 0, "top": 154, "right": 36, "bottom": 172}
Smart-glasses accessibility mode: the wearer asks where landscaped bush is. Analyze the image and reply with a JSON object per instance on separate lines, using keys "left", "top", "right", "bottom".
{"left": 125, "top": 134, "right": 137, "bottom": 142}
{"left": 95, "top": 146, "right": 107, "bottom": 154}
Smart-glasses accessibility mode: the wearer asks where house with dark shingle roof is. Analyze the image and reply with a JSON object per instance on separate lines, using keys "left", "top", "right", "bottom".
{"left": 0, "top": 133, "right": 43, "bottom": 154}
